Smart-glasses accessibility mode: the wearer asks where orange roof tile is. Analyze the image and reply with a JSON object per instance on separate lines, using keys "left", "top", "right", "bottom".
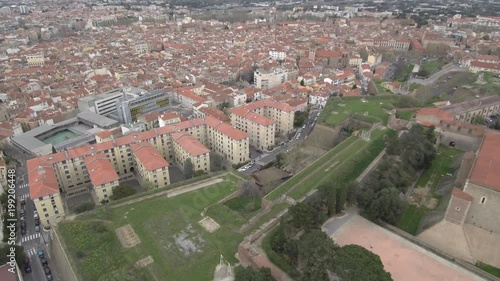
{"left": 451, "top": 188, "right": 473, "bottom": 202}
{"left": 172, "top": 133, "right": 210, "bottom": 157}
{"left": 96, "top": 130, "right": 112, "bottom": 139}
{"left": 27, "top": 158, "right": 59, "bottom": 199}
{"left": 469, "top": 131, "right": 500, "bottom": 191}
{"left": 131, "top": 142, "right": 169, "bottom": 171}
{"left": 84, "top": 154, "right": 119, "bottom": 186}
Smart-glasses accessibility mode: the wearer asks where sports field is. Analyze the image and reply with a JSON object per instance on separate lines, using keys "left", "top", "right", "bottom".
{"left": 58, "top": 174, "right": 253, "bottom": 281}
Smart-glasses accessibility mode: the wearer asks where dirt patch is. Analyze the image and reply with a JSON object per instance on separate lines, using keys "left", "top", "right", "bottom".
{"left": 116, "top": 224, "right": 141, "bottom": 248}
{"left": 198, "top": 216, "right": 220, "bottom": 233}
{"left": 409, "top": 187, "right": 438, "bottom": 209}
{"left": 169, "top": 224, "right": 204, "bottom": 256}
{"left": 136, "top": 256, "right": 154, "bottom": 268}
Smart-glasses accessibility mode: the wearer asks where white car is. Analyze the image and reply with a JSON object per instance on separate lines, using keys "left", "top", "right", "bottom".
{"left": 296, "top": 133, "right": 301, "bottom": 140}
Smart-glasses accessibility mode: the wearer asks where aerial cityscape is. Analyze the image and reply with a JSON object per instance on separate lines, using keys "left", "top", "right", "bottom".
{"left": 0, "top": 0, "right": 499, "bottom": 280}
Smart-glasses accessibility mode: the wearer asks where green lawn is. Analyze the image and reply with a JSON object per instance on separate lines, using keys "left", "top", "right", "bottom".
{"left": 373, "top": 79, "right": 391, "bottom": 94}
{"left": 397, "top": 205, "right": 427, "bottom": 235}
{"left": 479, "top": 72, "right": 500, "bottom": 93}
{"left": 318, "top": 96, "right": 396, "bottom": 128}
{"left": 416, "top": 146, "right": 463, "bottom": 189}
{"left": 265, "top": 136, "right": 358, "bottom": 201}
{"left": 288, "top": 128, "right": 393, "bottom": 200}
{"left": 409, "top": 83, "right": 421, "bottom": 92}
{"left": 59, "top": 174, "right": 246, "bottom": 281}
{"left": 476, "top": 262, "right": 500, "bottom": 278}
{"left": 420, "top": 60, "right": 444, "bottom": 76}
{"left": 396, "top": 110, "right": 415, "bottom": 121}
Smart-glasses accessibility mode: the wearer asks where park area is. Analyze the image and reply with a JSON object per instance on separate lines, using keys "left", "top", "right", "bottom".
{"left": 317, "top": 96, "right": 396, "bottom": 128}
{"left": 397, "top": 146, "right": 464, "bottom": 235}
{"left": 57, "top": 173, "right": 275, "bottom": 281}
{"left": 419, "top": 60, "right": 445, "bottom": 77}
{"left": 266, "top": 127, "right": 395, "bottom": 202}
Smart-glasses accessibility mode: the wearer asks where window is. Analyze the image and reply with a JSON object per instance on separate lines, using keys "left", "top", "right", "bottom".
{"left": 480, "top": 197, "right": 487, "bottom": 204}
{"left": 45, "top": 214, "right": 49, "bottom": 218}
{"left": 43, "top": 208, "right": 47, "bottom": 212}
{"left": 455, "top": 207, "right": 460, "bottom": 211}
{"left": 55, "top": 210, "right": 59, "bottom": 214}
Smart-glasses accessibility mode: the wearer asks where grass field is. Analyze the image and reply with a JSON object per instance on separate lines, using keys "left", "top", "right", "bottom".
{"left": 373, "top": 79, "right": 392, "bottom": 94}
{"left": 415, "top": 146, "right": 463, "bottom": 189}
{"left": 59, "top": 174, "right": 247, "bottom": 281}
{"left": 318, "top": 96, "right": 396, "bottom": 128}
{"left": 396, "top": 110, "right": 415, "bottom": 121}
{"left": 476, "top": 262, "right": 500, "bottom": 278}
{"left": 479, "top": 72, "right": 500, "bottom": 93}
{"left": 397, "top": 205, "right": 428, "bottom": 235}
{"left": 409, "top": 83, "right": 421, "bottom": 92}
{"left": 288, "top": 128, "right": 392, "bottom": 200}
{"left": 265, "top": 136, "right": 358, "bottom": 201}
{"left": 420, "top": 60, "right": 444, "bottom": 76}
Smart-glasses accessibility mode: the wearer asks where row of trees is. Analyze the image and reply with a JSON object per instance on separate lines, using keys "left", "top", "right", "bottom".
{"left": 267, "top": 182, "right": 392, "bottom": 281}
{"left": 358, "top": 124, "right": 436, "bottom": 225}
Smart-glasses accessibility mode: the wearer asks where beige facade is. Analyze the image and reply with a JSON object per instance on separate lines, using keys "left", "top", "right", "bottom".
{"left": 27, "top": 116, "right": 249, "bottom": 225}
{"left": 230, "top": 113, "right": 275, "bottom": 150}
{"left": 464, "top": 183, "right": 500, "bottom": 234}
{"left": 26, "top": 54, "right": 45, "bottom": 67}
{"left": 33, "top": 193, "right": 64, "bottom": 227}
{"left": 172, "top": 133, "right": 211, "bottom": 173}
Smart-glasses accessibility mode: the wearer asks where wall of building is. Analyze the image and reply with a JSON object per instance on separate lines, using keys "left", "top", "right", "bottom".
{"left": 50, "top": 228, "right": 78, "bottom": 281}
{"left": 94, "top": 180, "right": 118, "bottom": 202}
{"left": 437, "top": 131, "right": 483, "bottom": 152}
{"left": 464, "top": 183, "right": 500, "bottom": 234}
{"left": 34, "top": 193, "right": 64, "bottom": 228}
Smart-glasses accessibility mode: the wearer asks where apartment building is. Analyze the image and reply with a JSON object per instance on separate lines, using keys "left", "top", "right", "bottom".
{"left": 254, "top": 68, "right": 291, "bottom": 90}
{"left": 27, "top": 116, "right": 249, "bottom": 226}
{"left": 116, "top": 90, "right": 171, "bottom": 124}
{"left": 469, "top": 61, "right": 500, "bottom": 74}
{"left": 158, "top": 112, "right": 182, "bottom": 127}
{"left": 373, "top": 38, "right": 410, "bottom": 50}
{"left": 441, "top": 95, "right": 500, "bottom": 123}
{"left": 229, "top": 99, "right": 295, "bottom": 150}
{"left": 172, "top": 133, "right": 211, "bottom": 172}
{"left": 25, "top": 54, "right": 45, "bottom": 67}
{"left": 28, "top": 160, "right": 65, "bottom": 227}
{"left": 84, "top": 154, "right": 119, "bottom": 203}
{"left": 131, "top": 142, "right": 170, "bottom": 188}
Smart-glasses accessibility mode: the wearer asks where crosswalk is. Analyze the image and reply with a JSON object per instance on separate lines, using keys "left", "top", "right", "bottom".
{"left": 21, "top": 233, "right": 41, "bottom": 243}
{"left": 26, "top": 247, "right": 38, "bottom": 257}
{"left": 18, "top": 194, "right": 29, "bottom": 201}
{"left": 18, "top": 183, "right": 29, "bottom": 189}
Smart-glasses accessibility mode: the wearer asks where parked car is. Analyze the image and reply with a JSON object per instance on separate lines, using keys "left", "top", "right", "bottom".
{"left": 46, "top": 273, "right": 54, "bottom": 281}
{"left": 43, "top": 266, "right": 51, "bottom": 275}
{"left": 40, "top": 257, "right": 48, "bottom": 266}
{"left": 35, "top": 217, "right": 40, "bottom": 226}
{"left": 38, "top": 250, "right": 45, "bottom": 259}
{"left": 24, "top": 263, "right": 31, "bottom": 274}
{"left": 21, "top": 227, "right": 26, "bottom": 235}
{"left": 35, "top": 225, "right": 41, "bottom": 232}
{"left": 23, "top": 256, "right": 30, "bottom": 265}
{"left": 20, "top": 209, "right": 25, "bottom": 217}
{"left": 20, "top": 199, "right": 26, "bottom": 207}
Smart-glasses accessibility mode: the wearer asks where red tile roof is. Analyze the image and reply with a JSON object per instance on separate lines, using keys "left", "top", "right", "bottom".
{"left": 84, "top": 154, "right": 119, "bottom": 186}
{"left": 27, "top": 158, "right": 59, "bottom": 199}
{"left": 172, "top": 132, "right": 210, "bottom": 157}
{"left": 131, "top": 142, "right": 169, "bottom": 171}
{"left": 469, "top": 131, "right": 500, "bottom": 191}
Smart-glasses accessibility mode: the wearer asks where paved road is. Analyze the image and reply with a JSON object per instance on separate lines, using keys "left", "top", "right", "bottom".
{"left": 244, "top": 109, "right": 321, "bottom": 174}
{"left": 408, "top": 65, "right": 467, "bottom": 86}
{"left": 3, "top": 145, "right": 60, "bottom": 281}
{"left": 322, "top": 207, "right": 358, "bottom": 236}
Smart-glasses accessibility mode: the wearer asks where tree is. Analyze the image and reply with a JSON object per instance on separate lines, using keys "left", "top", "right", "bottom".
{"left": 334, "top": 245, "right": 393, "bottom": 281}
{"left": 298, "top": 230, "right": 337, "bottom": 281}
{"left": 335, "top": 186, "right": 347, "bottom": 214}
{"left": 276, "top": 153, "right": 285, "bottom": 168}
{"left": 364, "top": 188, "right": 405, "bottom": 225}
{"left": 472, "top": 115, "right": 486, "bottom": 125}
{"left": 110, "top": 185, "right": 136, "bottom": 200}
{"left": 494, "top": 120, "right": 500, "bottom": 130}
{"left": 358, "top": 49, "right": 369, "bottom": 61}
{"left": 482, "top": 34, "right": 490, "bottom": 40}
{"left": 300, "top": 79, "right": 305, "bottom": 86}
{"left": 240, "top": 181, "right": 262, "bottom": 198}
{"left": 352, "top": 83, "right": 357, "bottom": 89}
{"left": 235, "top": 266, "right": 276, "bottom": 281}
{"left": 74, "top": 202, "right": 95, "bottom": 213}
{"left": 345, "top": 181, "right": 359, "bottom": 206}
{"left": 210, "top": 152, "right": 224, "bottom": 172}
{"left": 184, "top": 158, "right": 194, "bottom": 179}
{"left": 288, "top": 203, "right": 318, "bottom": 230}
{"left": 0, "top": 245, "right": 25, "bottom": 269}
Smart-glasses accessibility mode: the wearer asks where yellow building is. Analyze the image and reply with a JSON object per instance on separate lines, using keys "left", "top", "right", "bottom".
{"left": 84, "top": 154, "right": 119, "bottom": 203}
{"left": 172, "top": 132, "right": 211, "bottom": 173}
{"left": 28, "top": 162, "right": 65, "bottom": 228}
{"left": 28, "top": 116, "right": 249, "bottom": 226}
{"left": 230, "top": 99, "right": 295, "bottom": 149}
{"left": 131, "top": 142, "right": 170, "bottom": 189}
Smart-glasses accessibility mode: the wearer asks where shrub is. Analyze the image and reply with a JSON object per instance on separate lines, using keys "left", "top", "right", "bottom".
{"left": 74, "top": 202, "right": 96, "bottom": 214}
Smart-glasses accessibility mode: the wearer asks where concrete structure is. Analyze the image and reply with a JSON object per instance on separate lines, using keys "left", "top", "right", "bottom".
{"left": 254, "top": 68, "right": 295, "bottom": 90}
{"left": 269, "top": 48, "right": 286, "bottom": 61}
{"left": 436, "top": 120, "right": 485, "bottom": 151}
{"left": 115, "top": 90, "right": 172, "bottom": 124}
{"left": 11, "top": 111, "right": 119, "bottom": 156}
{"left": 367, "top": 53, "right": 382, "bottom": 66}
{"left": 419, "top": 130, "right": 500, "bottom": 268}
{"left": 27, "top": 116, "right": 249, "bottom": 226}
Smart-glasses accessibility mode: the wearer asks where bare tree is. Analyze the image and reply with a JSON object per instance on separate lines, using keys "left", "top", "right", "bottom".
{"left": 240, "top": 181, "right": 262, "bottom": 198}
